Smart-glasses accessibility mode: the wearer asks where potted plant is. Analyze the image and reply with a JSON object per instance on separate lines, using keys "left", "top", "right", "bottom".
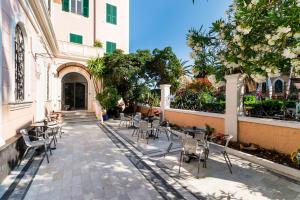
{"left": 96, "top": 87, "right": 121, "bottom": 121}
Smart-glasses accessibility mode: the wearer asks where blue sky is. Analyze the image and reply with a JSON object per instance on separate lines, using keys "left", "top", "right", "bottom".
{"left": 129, "top": 0, "right": 231, "bottom": 62}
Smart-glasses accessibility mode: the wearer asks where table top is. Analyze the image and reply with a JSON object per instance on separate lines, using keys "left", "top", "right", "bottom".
{"left": 31, "top": 121, "right": 58, "bottom": 127}
{"left": 184, "top": 127, "right": 206, "bottom": 133}
{"left": 30, "top": 122, "right": 45, "bottom": 127}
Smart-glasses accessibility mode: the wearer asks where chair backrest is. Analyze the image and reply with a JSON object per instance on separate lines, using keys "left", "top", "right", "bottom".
{"left": 182, "top": 138, "right": 198, "bottom": 154}
{"left": 139, "top": 121, "right": 149, "bottom": 129}
{"left": 136, "top": 112, "right": 142, "bottom": 118}
{"left": 120, "top": 113, "right": 125, "bottom": 120}
{"left": 224, "top": 135, "right": 233, "bottom": 151}
{"left": 20, "top": 129, "right": 32, "bottom": 146}
{"left": 152, "top": 120, "right": 160, "bottom": 128}
{"left": 133, "top": 115, "right": 141, "bottom": 128}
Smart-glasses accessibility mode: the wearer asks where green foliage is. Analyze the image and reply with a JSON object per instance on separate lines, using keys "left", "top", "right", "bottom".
{"left": 94, "top": 40, "right": 103, "bottom": 48}
{"left": 96, "top": 87, "right": 120, "bottom": 111}
{"left": 189, "top": 0, "right": 300, "bottom": 80}
{"left": 171, "top": 84, "right": 225, "bottom": 113}
{"left": 145, "top": 47, "right": 184, "bottom": 92}
{"left": 87, "top": 57, "right": 105, "bottom": 80}
{"left": 205, "top": 124, "right": 215, "bottom": 138}
{"left": 243, "top": 95, "right": 298, "bottom": 116}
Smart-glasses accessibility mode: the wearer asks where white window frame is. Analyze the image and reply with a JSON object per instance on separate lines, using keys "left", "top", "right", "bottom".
{"left": 70, "top": 0, "right": 83, "bottom": 15}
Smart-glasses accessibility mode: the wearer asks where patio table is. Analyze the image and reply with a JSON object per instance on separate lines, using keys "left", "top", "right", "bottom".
{"left": 144, "top": 116, "right": 160, "bottom": 139}
{"left": 184, "top": 127, "right": 206, "bottom": 138}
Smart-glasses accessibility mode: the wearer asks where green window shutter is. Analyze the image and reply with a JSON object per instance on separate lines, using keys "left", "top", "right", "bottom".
{"left": 106, "top": 4, "right": 111, "bottom": 23}
{"left": 112, "top": 6, "right": 117, "bottom": 24}
{"left": 106, "top": 4, "right": 117, "bottom": 25}
{"left": 106, "top": 41, "right": 116, "bottom": 54}
{"left": 83, "top": 0, "right": 89, "bottom": 17}
{"left": 70, "top": 33, "right": 83, "bottom": 44}
{"left": 62, "top": 0, "right": 69, "bottom": 12}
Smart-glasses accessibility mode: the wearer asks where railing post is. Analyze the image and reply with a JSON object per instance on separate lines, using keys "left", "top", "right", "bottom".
{"left": 160, "top": 84, "right": 171, "bottom": 120}
{"left": 225, "top": 74, "right": 244, "bottom": 142}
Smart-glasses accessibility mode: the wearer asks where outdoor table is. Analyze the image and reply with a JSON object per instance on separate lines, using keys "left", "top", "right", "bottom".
{"left": 144, "top": 116, "right": 159, "bottom": 139}
{"left": 184, "top": 127, "right": 206, "bottom": 138}
{"left": 30, "top": 122, "right": 47, "bottom": 138}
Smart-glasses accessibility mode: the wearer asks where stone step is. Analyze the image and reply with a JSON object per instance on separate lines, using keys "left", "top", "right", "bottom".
{"left": 63, "top": 117, "right": 98, "bottom": 124}
{"left": 62, "top": 112, "right": 95, "bottom": 117}
{"left": 63, "top": 115, "right": 96, "bottom": 120}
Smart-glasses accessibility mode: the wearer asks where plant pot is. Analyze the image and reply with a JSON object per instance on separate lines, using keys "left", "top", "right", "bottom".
{"left": 102, "top": 114, "right": 109, "bottom": 121}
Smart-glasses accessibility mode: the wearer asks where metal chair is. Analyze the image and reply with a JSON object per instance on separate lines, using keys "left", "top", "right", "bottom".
{"left": 152, "top": 121, "right": 170, "bottom": 141}
{"left": 178, "top": 137, "right": 206, "bottom": 178}
{"left": 221, "top": 135, "right": 233, "bottom": 174}
{"left": 132, "top": 114, "right": 141, "bottom": 136}
{"left": 46, "top": 124, "right": 60, "bottom": 147}
{"left": 119, "top": 113, "right": 132, "bottom": 127}
{"left": 194, "top": 131, "right": 209, "bottom": 162}
{"left": 47, "top": 116, "right": 64, "bottom": 138}
{"left": 20, "top": 129, "right": 52, "bottom": 163}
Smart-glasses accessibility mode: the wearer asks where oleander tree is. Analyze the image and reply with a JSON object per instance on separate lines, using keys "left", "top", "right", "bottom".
{"left": 189, "top": 0, "right": 300, "bottom": 86}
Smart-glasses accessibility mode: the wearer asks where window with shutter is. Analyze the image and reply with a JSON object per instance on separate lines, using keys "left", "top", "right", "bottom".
{"left": 62, "top": 0, "right": 70, "bottom": 12}
{"left": 70, "top": 33, "right": 83, "bottom": 44}
{"left": 106, "top": 41, "right": 116, "bottom": 54}
{"left": 67, "top": 0, "right": 88, "bottom": 17}
{"left": 106, "top": 4, "right": 117, "bottom": 25}
{"left": 83, "top": 0, "right": 89, "bottom": 17}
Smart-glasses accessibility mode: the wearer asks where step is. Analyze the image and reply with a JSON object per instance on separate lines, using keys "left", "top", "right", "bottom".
{"left": 62, "top": 112, "right": 95, "bottom": 116}
{"left": 62, "top": 118, "right": 98, "bottom": 124}
{"left": 63, "top": 115, "right": 96, "bottom": 120}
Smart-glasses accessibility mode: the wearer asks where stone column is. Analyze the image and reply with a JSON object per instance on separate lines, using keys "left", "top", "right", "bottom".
{"left": 160, "top": 84, "right": 171, "bottom": 120}
{"left": 225, "top": 74, "right": 244, "bottom": 142}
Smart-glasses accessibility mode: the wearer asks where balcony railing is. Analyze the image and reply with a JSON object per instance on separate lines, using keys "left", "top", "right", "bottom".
{"left": 58, "top": 40, "right": 104, "bottom": 59}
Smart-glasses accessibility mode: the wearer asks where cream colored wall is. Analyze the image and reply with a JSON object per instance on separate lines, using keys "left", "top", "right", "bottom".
{"left": 51, "top": 0, "right": 129, "bottom": 52}
{"left": 1, "top": 0, "right": 55, "bottom": 142}
{"left": 239, "top": 120, "right": 300, "bottom": 155}
{"left": 51, "top": 1, "right": 94, "bottom": 46}
{"left": 95, "top": 0, "right": 129, "bottom": 53}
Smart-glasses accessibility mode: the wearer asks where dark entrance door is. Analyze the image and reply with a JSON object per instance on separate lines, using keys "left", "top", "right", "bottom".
{"left": 64, "top": 83, "right": 86, "bottom": 110}
{"left": 75, "top": 83, "right": 85, "bottom": 108}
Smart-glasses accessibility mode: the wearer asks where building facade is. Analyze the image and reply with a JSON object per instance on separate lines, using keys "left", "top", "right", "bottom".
{"left": 0, "top": 0, "right": 129, "bottom": 148}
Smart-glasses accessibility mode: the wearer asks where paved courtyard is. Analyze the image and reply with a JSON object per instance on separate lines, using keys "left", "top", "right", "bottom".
{"left": 1, "top": 120, "right": 300, "bottom": 200}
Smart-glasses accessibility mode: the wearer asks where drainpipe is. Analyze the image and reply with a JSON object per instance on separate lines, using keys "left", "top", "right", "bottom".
{"left": 0, "top": 2, "right": 4, "bottom": 146}
{"left": 93, "top": 0, "right": 96, "bottom": 44}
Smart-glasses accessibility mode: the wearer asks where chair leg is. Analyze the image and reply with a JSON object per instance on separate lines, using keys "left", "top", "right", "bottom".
{"left": 222, "top": 151, "right": 232, "bottom": 174}
{"left": 19, "top": 147, "right": 31, "bottom": 166}
{"left": 59, "top": 127, "right": 62, "bottom": 138}
{"left": 224, "top": 151, "right": 232, "bottom": 167}
{"left": 44, "top": 144, "right": 49, "bottom": 163}
{"left": 132, "top": 128, "right": 136, "bottom": 136}
{"left": 179, "top": 151, "right": 183, "bottom": 174}
{"left": 165, "top": 130, "right": 170, "bottom": 141}
{"left": 48, "top": 143, "right": 52, "bottom": 155}
{"left": 197, "top": 154, "right": 201, "bottom": 178}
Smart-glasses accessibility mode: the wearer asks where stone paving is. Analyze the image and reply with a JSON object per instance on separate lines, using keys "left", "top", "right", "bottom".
{"left": 23, "top": 122, "right": 163, "bottom": 200}
{"left": 1, "top": 119, "right": 300, "bottom": 200}
{"left": 107, "top": 119, "right": 300, "bottom": 200}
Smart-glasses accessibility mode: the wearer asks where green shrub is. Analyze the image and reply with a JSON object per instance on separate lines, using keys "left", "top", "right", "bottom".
{"left": 96, "top": 87, "right": 120, "bottom": 111}
{"left": 94, "top": 40, "right": 103, "bottom": 48}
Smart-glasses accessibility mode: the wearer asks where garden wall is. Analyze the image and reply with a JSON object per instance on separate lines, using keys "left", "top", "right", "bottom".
{"left": 164, "top": 108, "right": 225, "bottom": 134}
{"left": 139, "top": 105, "right": 300, "bottom": 155}
{"left": 139, "top": 106, "right": 161, "bottom": 116}
{"left": 238, "top": 117, "right": 300, "bottom": 155}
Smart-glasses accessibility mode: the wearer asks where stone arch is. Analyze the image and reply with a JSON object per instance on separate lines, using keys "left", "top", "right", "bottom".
{"left": 56, "top": 63, "right": 96, "bottom": 111}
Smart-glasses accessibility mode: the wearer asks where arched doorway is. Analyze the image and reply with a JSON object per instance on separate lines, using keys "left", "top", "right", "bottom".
{"left": 62, "top": 72, "right": 88, "bottom": 110}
